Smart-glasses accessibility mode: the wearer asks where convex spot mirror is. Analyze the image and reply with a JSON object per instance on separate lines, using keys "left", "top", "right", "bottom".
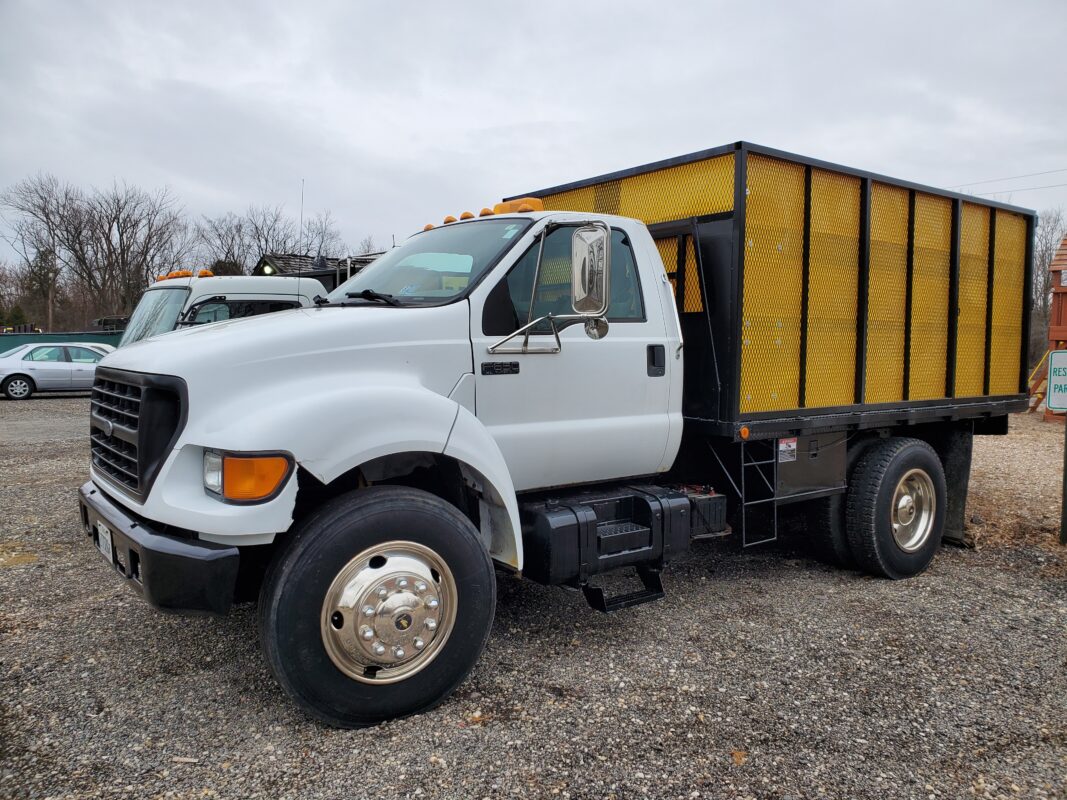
{"left": 571, "top": 223, "right": 610, "bottom": 318}
{"left": 584, "top": 317, "right": 609, "bottom": 340}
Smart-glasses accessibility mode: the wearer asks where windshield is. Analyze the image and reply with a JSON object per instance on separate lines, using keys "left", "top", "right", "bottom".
{"left": 119, "top": 287, "right": 190, "bottom": 346}
{"left": 328, "top": 218, "right": 532, "bottom": 305}
{"left": 0, "top": 345, "right": 27, "bottom": 358}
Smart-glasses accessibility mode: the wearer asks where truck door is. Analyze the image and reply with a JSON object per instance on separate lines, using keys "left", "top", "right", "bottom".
{"left": 471, "top": 224, "right": 673, "bottom": 492}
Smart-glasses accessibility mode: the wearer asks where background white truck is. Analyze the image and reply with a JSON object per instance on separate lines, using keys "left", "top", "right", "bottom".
{"left": 119, "top": 271, "right": 327, "bottom": 346}
{"left": 78, "top": 143, "right": 1034, "bottom": 727}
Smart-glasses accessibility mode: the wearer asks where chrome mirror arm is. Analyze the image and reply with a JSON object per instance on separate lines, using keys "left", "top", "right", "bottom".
{"left": 487, "top": 313, "right": 588, "bottom": 354}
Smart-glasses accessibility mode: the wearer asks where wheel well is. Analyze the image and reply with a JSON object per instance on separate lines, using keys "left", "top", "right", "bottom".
{"left": 294, "top": 452, "right": 473, "bottom": 520}
{"left": 290, "top": 451, "right": 517, "bottom": 567}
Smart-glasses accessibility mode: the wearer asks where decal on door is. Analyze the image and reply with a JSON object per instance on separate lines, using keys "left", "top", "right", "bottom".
{"left": 778, "top": 437, "right": 797, "bottom": 463}
{"left": 481, "top": 362, "right": 520, "bottom": 376}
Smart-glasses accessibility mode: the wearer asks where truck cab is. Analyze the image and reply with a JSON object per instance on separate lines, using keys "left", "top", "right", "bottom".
{"left": 80, "top": 204, "right": 687, "bottom": 725}
{"left": 118, "top": 272, "right": 327, "bottom": 347}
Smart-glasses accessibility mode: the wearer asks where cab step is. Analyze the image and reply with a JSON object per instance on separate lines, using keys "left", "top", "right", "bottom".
{"left": 581, "top": 566, "right": 664, "bottom": 613}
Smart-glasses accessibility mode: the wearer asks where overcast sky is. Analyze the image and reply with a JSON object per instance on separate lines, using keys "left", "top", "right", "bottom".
{"left": 1, "top": 0, "right": 1065, "bottom": 256}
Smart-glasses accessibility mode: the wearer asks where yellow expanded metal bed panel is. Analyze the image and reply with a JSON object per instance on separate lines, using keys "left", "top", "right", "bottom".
{"left": 956, "top": 203, "right": 990, "bottom": 397}
{"left": 540, "top": 153, "right": 734, "bottom": 223}
{"left": 655, "top": 236, "right": 679, "bottom": 296}
{"left": 909, "top": 193, "right": 952, "bottom": 400}
{"left": 864, "top": 182, "right": 909, "bottom": 403}
{"left": 682, "top": 237, "right": 702, "bottom": 312}
{"left": 989, "top": 209, "right": 1026, "bottom": 394}
{"left": 739, "top": 155, "right": 805, "bottom": 413}
{"left": 805, "top": 168, "right": 860, "bottom": 407}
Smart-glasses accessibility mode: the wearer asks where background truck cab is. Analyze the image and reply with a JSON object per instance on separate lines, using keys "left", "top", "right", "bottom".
{"left": 118, "top": 272, "right": 327, "bottom": 347}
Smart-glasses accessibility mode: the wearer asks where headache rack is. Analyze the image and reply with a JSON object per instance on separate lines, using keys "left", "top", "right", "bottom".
{"left": 511, "top": 142, "right": 1035, "bottom": 440}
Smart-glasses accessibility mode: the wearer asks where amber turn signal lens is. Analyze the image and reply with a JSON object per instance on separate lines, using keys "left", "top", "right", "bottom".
{"left": 222, "top": 455, "right": 290, "bottom": 501}
{"left": 739, "top": 426, "right": 750, "bottom": 440}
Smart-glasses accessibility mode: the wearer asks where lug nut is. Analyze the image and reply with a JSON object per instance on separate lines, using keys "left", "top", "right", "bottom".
{"left": 373, "top": 642, "right": 386, "bottom": 656}
{"left": 397, "top": 578, "right": 409, "bottom": 589}
{"left": 360, "top": 626, "right": 374, "bottom": 641}
{"left": 362, "top": 605, "right": 376, "bottom": 616}
{"left": 377, "top": 587, "right": 388, "bottom": 599}
{"left": 413, "top": 638, "right": 425, "bottom": 650}
{"left": 393, "top": 647, "right": 406, "bottom": 659}
{"left": 415, "top": 581, "right": 427, "bottom": 593}
{"left": 425, "top": 597, "right": 439, "bottom": 610}
{"left": 425, "top": 619, "right": 437, "bottom": 631}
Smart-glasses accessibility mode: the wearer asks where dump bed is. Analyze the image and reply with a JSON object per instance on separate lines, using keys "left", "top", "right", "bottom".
{"left": 512, "top": 142, "right": 1035, "bottom": 439}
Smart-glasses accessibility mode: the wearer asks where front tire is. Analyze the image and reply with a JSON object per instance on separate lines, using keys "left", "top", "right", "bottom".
{"left": 2, "top": 375, "right": 34, "bottom": 400}
{"left": 258, "top": 485, "right": 495, "bottom": 728}
{"left": 845, "top": 437, "right": 946, "bottom": 579}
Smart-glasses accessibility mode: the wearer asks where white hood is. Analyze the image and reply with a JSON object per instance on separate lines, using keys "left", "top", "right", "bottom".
{"left": 101, "top": 302, "right": 473, "bottom": 404}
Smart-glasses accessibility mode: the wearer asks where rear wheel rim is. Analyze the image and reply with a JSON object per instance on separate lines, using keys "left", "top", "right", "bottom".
{"left": 320, "top": 540, "right": 457, "bottom": 685}
{"left": 891, "top": 468, "right": 936, "bottom": 552}
{"left": 6, "top": 379, "right": 29, "bottom": 398}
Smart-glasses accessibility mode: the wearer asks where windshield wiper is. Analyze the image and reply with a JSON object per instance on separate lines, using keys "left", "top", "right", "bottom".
{"left": 345, "top": 289, "right": 401, "bottom": 306}
{"left": 313, "top": 294, "right": 331, "bottom": 306}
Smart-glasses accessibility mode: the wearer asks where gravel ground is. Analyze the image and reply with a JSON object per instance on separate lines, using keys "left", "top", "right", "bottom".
{"left": 1, "top": 396, "right": 1065, "bottom": 800}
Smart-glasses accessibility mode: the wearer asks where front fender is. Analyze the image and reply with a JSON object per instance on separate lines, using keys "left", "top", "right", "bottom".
{"left": 444, "top": 406, "right": 523, "bottom": 570}
{"left": 122, "top": 380, "right": 461, "bottom": 545}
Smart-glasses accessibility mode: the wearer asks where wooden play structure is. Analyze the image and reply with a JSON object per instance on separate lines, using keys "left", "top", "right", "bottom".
{"left": 1027, "top": 235, "right": 1067, "bottom": 421}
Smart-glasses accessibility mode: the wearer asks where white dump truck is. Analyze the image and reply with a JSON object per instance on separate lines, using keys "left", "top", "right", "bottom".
{"left": 79, "top": 143, "right": 1034, "bottom": 727}
{"left": 119, "top": 271, "right": 326, "bottom": 347}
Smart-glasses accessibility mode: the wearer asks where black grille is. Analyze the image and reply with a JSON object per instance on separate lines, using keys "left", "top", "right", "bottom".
{"left": 91, "top": 378, "right": 142, "bottom": 491}
{"left": 89, "top": 368, "right": 186, "bottom": 499}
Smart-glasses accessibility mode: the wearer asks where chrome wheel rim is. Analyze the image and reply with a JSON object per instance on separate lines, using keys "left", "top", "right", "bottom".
{"left": 891, "top": 468, "right": 936, "bottom": 552}
{"left": 7, "top": 379, "right": 29, "bottom": 398}
{"left": 320, "top": 540, "right": 457, "bottom": 684}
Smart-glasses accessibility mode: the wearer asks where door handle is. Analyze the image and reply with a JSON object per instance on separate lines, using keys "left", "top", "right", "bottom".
{"left": 647, "top": 345, "right": 665, "bottom": 377}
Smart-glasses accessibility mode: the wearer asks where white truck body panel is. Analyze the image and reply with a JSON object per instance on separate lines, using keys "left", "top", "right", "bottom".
{"left": 91, "top": 212, "right": 684, "bottom": 568}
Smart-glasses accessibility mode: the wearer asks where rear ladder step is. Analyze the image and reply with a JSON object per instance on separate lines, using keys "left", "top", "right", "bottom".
{"left": 581, "top": 566, "right": 664, "bottom": 613}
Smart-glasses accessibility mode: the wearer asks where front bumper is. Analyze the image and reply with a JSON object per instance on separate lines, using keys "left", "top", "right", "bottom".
{"left": 79, "top": 481, "right": 239, "bottom": 615}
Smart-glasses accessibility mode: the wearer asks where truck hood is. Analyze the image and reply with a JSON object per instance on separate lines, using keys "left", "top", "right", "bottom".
{"left": 101, "top": 302, "right": 474, "bottom": 402}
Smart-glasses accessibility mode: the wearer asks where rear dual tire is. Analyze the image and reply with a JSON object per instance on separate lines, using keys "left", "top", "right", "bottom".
{"left": 807, "top": 437, "right": 946, "bottom": 579}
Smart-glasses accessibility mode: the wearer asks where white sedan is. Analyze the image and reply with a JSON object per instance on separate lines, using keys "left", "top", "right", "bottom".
{"left": 0, "top": 342, "right": 109, "bottom": 400}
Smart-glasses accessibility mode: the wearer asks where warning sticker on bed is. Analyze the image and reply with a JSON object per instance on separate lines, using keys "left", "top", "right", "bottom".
{"left": 778, "top": 437, "right": 797, "bottom": 463}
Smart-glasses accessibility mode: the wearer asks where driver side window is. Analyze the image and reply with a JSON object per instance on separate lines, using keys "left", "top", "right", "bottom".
{"left": 481, "top": 227, "right": 644, "bottom": 336}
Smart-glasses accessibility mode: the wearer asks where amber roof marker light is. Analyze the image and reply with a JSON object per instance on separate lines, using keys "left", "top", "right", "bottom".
{"left": 493, "top": 197, "right": 544, "bottom": 215}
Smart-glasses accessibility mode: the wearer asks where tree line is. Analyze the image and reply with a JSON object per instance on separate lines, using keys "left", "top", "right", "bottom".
{"left": 0, "top": 174, "right": 375, "bottom": 331}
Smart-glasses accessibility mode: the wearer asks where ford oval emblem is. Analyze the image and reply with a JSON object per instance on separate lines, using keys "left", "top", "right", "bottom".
{"left": 102, "top": 419, "right": 114, "bottom": 437}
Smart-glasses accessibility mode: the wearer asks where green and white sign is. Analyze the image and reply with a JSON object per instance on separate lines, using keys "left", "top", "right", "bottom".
{"left": 1047, "top": 351, "right": 1067, "bottom": 411}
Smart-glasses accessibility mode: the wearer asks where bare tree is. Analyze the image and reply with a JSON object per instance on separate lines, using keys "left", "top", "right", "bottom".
{"left": 2, "top": 174, "right": 194, "bottom": 318}
{"left": 246, "top": 204, "right": 299, "bottom": 261}
{"left": 356, "top": 235, "right": 378, "bottom": 255}
{"left": 1031, "top": 207, "right": 1067, "bottom": 363}
{"left": 1, "top": 215, "right": 63, "bottom": 330}
{"left": 197, "top": 212, "right": 252, "bottom": 275}
{"left": 301, "top": 210, "right": 346, "bottom": 258}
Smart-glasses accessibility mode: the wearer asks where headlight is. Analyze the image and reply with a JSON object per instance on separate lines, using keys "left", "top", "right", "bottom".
{"left": 203, "top": 449, "right": 223, "bottom": 494}
{"left": 203, "top": 449, "right": 292, "bottom": 503}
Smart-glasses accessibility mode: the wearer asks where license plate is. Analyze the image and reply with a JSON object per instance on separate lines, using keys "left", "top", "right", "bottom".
{"left": 96, "top": 522, "right": 113, "bottom": 564}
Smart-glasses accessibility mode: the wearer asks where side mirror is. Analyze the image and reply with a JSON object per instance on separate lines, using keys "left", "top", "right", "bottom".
{"left": 571, "top": 223, "right": 610, "bottom": 317}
